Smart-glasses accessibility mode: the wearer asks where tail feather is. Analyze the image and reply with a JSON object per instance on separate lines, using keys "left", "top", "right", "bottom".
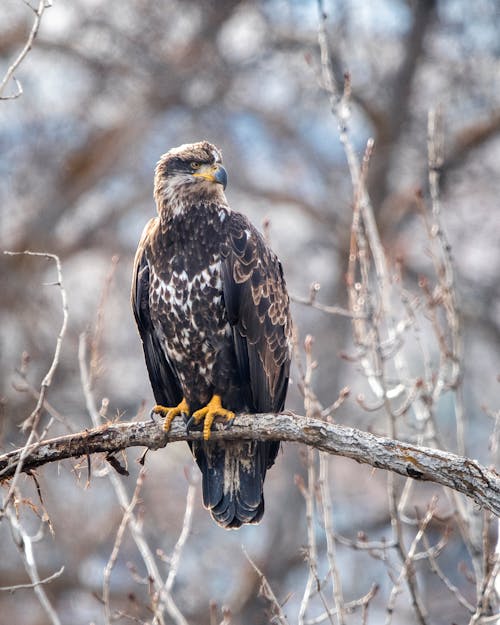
{"left": 191, "top": 440, "right": 279, "bottom": 529}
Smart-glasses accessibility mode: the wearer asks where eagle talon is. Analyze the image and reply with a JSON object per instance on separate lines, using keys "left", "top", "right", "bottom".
{"left": 191, "top": 394, "right": 235, "bottom": 441}
{"left": 151, "top": 399, "right": 189, "bottom": 433}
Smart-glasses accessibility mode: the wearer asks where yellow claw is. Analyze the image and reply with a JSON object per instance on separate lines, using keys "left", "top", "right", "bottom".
{"left": 152, "top": 398, "right": 189, "bottom": 433}
{"left": 191, "top": 394, "right": 235, "bottom": 440}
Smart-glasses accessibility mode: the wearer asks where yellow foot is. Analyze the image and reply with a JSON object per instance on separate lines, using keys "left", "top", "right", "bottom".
{"left": 152, "top": 398, "right": 189, "bottom": 433}
{"left": 191, "top": 395, "right": 235, "bottom": 441}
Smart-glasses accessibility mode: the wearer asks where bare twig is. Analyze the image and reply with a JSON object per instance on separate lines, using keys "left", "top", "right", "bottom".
{"left": 318, "top": 452, "right": 345, "bottom": 625}
{"left": 242, "top": 547, "right": 289, "bottom": 625}
{"left": 1, "top": 251, "right": 69, "bottom": 516}
{"left": 291, "top": 292, "right": 363, "bottom": 319}
{"left": 163, "top": 470, "right": 197, "bottom": 594}
{"left": 89, "top": 255, "right": 119, "bottom": 388}
{"left": 0, "top": 0, "right": 52, "bottom": 100}
{"left": 468, "top": 548, "right": 500, "bottom": 624}
{"left": 4, "top": 251, "right": 68, "bottom": 430}
{"left": 298, "top": 335, "right": 324, "bottom": 625}
{"left": 78, "top": 332, "right": 188, "bottom": 625}
{"left": 4, "top": 500, "right": 62, "bottom": 625}
{"left": 304, "top": 583, "right": 379, "bottom": 625}
{"left": 385, "top": 500, "right": 436, "bottom": 624}
{"left": 103, "top": 468, "right": 146, "bottom": 625}
{"left": 421, "top": 527, "right": 475, "bottom": 613}
{"left": 388, "top": 468, "right": 428, "bottom": 625}
{"left": 11, "top": 374, "right": 73, "bottom": 432}
{"left": 0, "top": 565, "right": 64, "bottom": 592}
{"left": 315, "top": 5, "right": 488, "bottom": 623}
{"left": 427, "top": 108, "right": 465, "bottom": 455}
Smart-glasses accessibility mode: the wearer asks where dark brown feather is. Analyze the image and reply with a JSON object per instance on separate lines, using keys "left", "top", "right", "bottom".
{"left": 221, "top": 212, "right": 291, "bottom": 414}
{"left": 131, "top": 219, "right": 183, "bottom": 408}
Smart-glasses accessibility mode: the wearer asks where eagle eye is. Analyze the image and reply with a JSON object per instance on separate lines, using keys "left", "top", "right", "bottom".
{"left": 190, "top": 162, "right": 201, "bottom": 170}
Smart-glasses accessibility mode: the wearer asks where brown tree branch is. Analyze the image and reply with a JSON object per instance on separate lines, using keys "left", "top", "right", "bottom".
{"left": 0, "top": 413, "right": 498, "bottom": 516}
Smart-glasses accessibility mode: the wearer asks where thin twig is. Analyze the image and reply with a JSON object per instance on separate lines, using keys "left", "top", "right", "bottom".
{"left": 421, "top": 527, "right": 474, "bottom": 613}
{"left": 388, "top": 468, "right": 428, "bottom": 625}
{"left": 4, "top": 500, "right": 62, "bottom": 625}
{"left": 318, "top": 451, "right": 345, "bottom": 625}
{"left": 298, "top": 335, "right": 325, "bottom": 625}
{"left": 11, "top": 374, "right": 73, "bottom": 432}
{"left": 1, "top": 251, "right": 68, "bottom": 517}
{"left": 291, "top": 293, "right": 364, "bottom": 319}
{"left": 298, "top": 446, "right": 323, "bottom": 625}
{"left": 426, "top": 109, "right": 482, "bottom": 602}
{"left": 304, "top": 583, "right": 379, "bottom": 625}
{"left": 468, "top": 545, "right": 500, "bottom": 624}
{"left": 0, "top": 0, "right": 51, "bottom": 99}
{"left": 79, "top": 332, "right": 188, "bottom": 625}
{"left": 4, "top": 251, "right": 69, "bottom": 430}
{"left": 385, "top": 500, "right": 436, "bottom": 624}
{"left": 89, "top": 255, "right": 119, "bottom": 388}
{"left": 164, "top": 472, "right": 197, "bottom": 593}
{"left": 427, "top": 108, "right": 465, "bottom": 456}
{"left": 0, "top": 565, "right": 64, "bottom": 592}
{"left": 103, "top": 468, "right": 146, "bottom": 625}
{"left": 242, "top": 547, "right": 289, "bottom": 625}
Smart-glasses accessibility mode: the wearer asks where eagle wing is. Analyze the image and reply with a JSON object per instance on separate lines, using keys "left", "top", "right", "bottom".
{"left": 221, "top": 213, "right": 291, "bottom": 415}
{"left": 131, "top": 218, "right": 183, "bottom": 408}
{"left": 191, "top": 213, "right": 292, "bottom": 524}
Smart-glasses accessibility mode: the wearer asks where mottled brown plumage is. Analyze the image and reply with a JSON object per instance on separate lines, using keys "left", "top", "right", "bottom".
{"left": 131, "top": 141, "right": 292, "bottom": 528}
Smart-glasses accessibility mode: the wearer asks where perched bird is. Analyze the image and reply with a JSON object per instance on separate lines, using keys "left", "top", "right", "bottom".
{"left": 131, "top": 141, "right": 292, "bottom": 528}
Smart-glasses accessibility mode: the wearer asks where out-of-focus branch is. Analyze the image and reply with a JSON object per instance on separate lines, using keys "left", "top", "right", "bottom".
{"left": 242, "top": 547, "right": 289, "bottom": 625}
{"left": 1, "top": 413, "right": 499, "bottom": 516}
{"left": 4, "top": 252, "right": 69, "bottom": 431}
{"left": 385, "top": 499, "right": 436, "bottom": 623}
{"left": 4, "top": 502, "right": 62, "bottom": 625}
{"left": 365, "top": 0, "right": 436, "bottom": 211}
{"left": 0, "top": 565, "right": 65, "bottom": 593}
{"left": 443, "top": 109, "right": 500, "bottom": 180}
{"left": 78, "top": 330, "right": 187, "bottom": 625}
{"left": 0, "top": 0, "right": 51, "bottom": 100}
{"left": 103, "top": 468, "right": 146, "bottom": 625}
{"left": 1, "top": 251, "right": 68, "bottom": 517}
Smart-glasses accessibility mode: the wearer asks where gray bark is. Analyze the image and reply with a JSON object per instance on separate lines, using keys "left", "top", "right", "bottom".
{"left": 1, "top": 413, "right": 498, "bottom": 516}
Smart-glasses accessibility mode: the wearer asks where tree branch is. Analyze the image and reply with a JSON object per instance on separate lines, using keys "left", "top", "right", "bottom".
{"left": 1, "top": 414, "right": 498, "bottom": 516}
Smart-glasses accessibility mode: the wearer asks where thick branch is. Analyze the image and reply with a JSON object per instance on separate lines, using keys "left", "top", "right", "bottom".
{"left": 0, "top": 414, "right": 498, "bottom": 516}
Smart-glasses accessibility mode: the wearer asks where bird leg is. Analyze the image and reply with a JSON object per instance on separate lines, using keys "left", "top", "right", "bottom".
{"left": 152, "top": 398, "right": 189, "bottom": 433}
{"left": 190, "top": 394, "right": 235, "bottom": 441}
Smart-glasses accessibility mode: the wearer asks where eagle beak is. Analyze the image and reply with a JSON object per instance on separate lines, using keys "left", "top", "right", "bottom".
{"left": 193, "top": 163, "right": 227, "bottom": 189}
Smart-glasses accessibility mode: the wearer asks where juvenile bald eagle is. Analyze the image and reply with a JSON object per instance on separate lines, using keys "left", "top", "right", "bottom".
{"left": 132, "top": 141, "right": 292, "bottom": 528}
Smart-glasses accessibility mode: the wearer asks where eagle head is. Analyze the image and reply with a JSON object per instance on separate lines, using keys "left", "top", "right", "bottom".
{"left": 154, "top": 141, "right": 228, "bottom": 217}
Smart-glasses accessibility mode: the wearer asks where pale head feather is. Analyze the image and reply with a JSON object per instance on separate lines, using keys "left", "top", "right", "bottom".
{"left": 153, "top": 141, "right": 226, "bottom": 219}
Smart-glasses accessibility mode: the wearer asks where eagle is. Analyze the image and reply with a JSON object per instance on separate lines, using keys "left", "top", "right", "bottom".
{"left": 131, "top": 141, "right": 292, "bottom": 528}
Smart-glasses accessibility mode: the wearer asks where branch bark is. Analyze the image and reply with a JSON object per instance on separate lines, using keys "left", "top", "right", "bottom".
{"left": 1, "top": 413, "right": 498, "bottom": 516}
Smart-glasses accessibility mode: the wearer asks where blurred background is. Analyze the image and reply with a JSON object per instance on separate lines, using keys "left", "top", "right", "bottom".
{"left": 1, "top": 1, "right": 499, "bottom": 624}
